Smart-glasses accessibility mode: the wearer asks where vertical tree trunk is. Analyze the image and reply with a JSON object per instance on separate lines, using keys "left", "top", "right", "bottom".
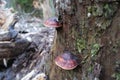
{"left": 48, "top": 0, "right": 120, "bottom": 80}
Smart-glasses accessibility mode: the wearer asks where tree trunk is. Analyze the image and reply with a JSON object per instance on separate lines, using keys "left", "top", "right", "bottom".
{"left": 49, "top": 0, "right": 120, "bottom": 80}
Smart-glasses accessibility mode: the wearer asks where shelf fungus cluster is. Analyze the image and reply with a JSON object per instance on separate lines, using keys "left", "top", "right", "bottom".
{"left": 55, "top": 52, "right": 79, "bottom": 70}
{"left": 43, "top": 17, "right": 61, "bottom": 28}
{"left": 44, "top": 17, "right": 79, "bottom": 70}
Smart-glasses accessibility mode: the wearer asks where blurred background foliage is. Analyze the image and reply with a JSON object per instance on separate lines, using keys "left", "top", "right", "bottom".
{"left": 16, "top": 0, "right": 33, "bottom": 13}
{"left": 7, "top": 0, "right": 43, "bottom": 18}
{"left": 5, "top": 0, "right": 55, "bottom": 18}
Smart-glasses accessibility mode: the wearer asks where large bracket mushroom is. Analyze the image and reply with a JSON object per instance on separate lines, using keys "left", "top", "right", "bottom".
{"left": 55, "top": 51, "right": 79, "bottom": 70}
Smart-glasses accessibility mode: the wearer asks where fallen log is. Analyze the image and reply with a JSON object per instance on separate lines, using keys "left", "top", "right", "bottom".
{"left": 0, "top": 39, "right": 31, "bottom": 58}
{"left": 0, "top": 19, "right": 18, "bottom": 41}
{"left": 0, "top": 41, "right": 15, "bottom": 48}
{"left": 0, "top": 31, "right": 18, "bottom": 41}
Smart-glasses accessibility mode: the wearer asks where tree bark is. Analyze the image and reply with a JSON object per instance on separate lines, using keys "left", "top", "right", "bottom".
{"left": 49, "top": 0, "right": 120, "bottom": 80}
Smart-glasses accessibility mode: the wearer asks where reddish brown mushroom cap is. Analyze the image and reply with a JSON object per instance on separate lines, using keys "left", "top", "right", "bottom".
{"left": 55, "top": 52, "right": 78, "bottom": 70}
{"left": 43, "top": 17, "right": 61, "bottom": 28}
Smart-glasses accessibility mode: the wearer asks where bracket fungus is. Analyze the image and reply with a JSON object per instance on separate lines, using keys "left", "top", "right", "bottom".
{"left": 43, "top": 17, "right": 61, "bottom": 28}
{"left": 55, "top": 52, "right": 79, "bottom": 70}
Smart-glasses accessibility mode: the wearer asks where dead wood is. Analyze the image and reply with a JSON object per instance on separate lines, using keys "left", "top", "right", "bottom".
{"left": 0, "top": 31, "right": 12, "bottom": 41}
{"left": 0, "top": 39, "right": 31, "bottom": 58}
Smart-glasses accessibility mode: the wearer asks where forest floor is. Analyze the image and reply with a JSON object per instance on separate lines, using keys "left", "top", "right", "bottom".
{"left": 0, "top": 16, "right": 55, "bottom": 80}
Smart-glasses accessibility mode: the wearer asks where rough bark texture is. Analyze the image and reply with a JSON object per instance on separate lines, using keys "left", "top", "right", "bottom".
{"left": 49, "top": 0, "right": 120, "bottom": 80}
